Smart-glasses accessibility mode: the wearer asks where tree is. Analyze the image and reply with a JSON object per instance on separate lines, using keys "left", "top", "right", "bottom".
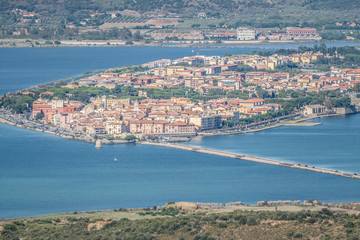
{"left": 133, "top": 31, "right": 142, "bottom": 41}
{"left": 319, "top": 43, "right": 327, "bottom": 54}
{"left": 125, "top": 135, "right": 136, "bottom": 141}
{"left": 246, "top": 217, "right": 258, "bottom": 226}
{"left": 191, "top": 24, "right": 200, "bottom": 28}
{"left": 35, "top": 112, "right": 44, "bottom": 120}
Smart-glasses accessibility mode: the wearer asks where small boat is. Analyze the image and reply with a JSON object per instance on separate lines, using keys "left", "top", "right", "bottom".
{"left": 114, "top": 157, "right": 118, "bottom": 162}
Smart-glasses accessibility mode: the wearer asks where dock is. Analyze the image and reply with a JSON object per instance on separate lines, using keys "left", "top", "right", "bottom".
{"left": 141, "top": 142, "right": 360, "bottom": 180}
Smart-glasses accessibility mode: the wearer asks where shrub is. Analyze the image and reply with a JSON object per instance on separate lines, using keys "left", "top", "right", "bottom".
{"left": 247, "top": 216, "right": 259, "bottom": 226}
{"left": 125, "top": 135, "right": 136, "bottom": 141}
{"left": 234, "top": 215, "right": 247, "bottom": 225}
{"left": 294, "top": 232, "right": 303, "bottom": 238}
{"left": 218, "top": 222, "right": 228, "bottom": 228}
{"left": 2, "top": 223, "right": 18, "bottom": 233}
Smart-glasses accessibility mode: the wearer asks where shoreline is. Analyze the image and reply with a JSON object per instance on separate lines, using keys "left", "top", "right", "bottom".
{"left": 1, "top": 201, "right": 359, "bottom": 239}
{"left": 1, "top": 39, "right": 360, "bottom": 48}
{"left": 197, "top": 116, "right": 318, "bottom": 136}
{"left": 0, "top": 116, "right": 77, "bottom": 140}
{"left": 1, "top": 111, "right": 359, "bottom": 179}
{"left": 0, "top": 109, "right": 347, "bottom": 143}
{"left": 1, "top": 200, "right": 359, "bottom": 221}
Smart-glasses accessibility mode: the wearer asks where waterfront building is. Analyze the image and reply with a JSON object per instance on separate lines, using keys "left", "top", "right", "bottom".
{"left": 105, "top": 122, "right": 128, "bottom": 136}
{"left": 189, "top": 115, "right": 222, "bottom": 131}
{"left": 237, "top": 27, "right": 256, "bottom": 41}
{"left": 286, "top": 27, "right": 321, "bottom": 40}
{"left": 165, "top": 121, "right": 196, "bottom": 135}
{"left": 303, "top": 104, "right": 325, "bottom": 116}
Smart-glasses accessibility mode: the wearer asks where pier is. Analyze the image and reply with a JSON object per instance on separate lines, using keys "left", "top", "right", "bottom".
{"left": 141, "top": 142, "right": 360, "bottom": 180}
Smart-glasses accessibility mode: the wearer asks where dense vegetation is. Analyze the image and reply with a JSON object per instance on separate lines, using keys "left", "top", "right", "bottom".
{"left": 1, "top": 0, "right": 360, "bottom": 40}
{"left": 2, "top": 0, "right": 360, "bottom": 15}
{"left": 1, "top": 208, "right": 359, "bottom": 240}
{"left": 0, "top": 94, "right": 36, "bottom": 113}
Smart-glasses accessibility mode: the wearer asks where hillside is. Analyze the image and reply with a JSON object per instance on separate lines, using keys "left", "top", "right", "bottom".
{"left": 2, "top": 0, "right": 360, "bottom": 17}
{"left": 1, "top": 203, "right": 360, "bottom": 240}
{"left": 1, "top": 0, "right": 359, "bottom": 41}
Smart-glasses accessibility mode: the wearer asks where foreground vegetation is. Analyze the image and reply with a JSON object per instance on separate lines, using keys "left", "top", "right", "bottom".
{"left": 1, "top": 206, "right": 360, "bottom": 240}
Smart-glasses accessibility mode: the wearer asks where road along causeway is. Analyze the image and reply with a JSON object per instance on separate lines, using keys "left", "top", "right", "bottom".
{"left": 141, "top": 142, "right": 360, "bottom": 180}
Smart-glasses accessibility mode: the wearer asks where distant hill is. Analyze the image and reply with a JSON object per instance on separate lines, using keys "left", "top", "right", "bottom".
{"left": 3, "top": 0, "right": 360, "bottom": 14}
{"left": 0, "top": 0, "right": 359, "bottom": 29}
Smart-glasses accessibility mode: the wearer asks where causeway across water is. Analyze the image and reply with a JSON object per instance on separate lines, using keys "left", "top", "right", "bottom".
{"left": 141, "top": 142, "right": 360, "bottom": 180}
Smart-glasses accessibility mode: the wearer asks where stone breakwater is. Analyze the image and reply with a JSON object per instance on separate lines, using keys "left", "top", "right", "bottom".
{"left": 141, "top": 142, "right": 360, "bottom": 180}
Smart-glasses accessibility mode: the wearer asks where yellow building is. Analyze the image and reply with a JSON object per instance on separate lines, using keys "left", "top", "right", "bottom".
{"left": 166, "top": 66, "right": 185, "bottom": 76}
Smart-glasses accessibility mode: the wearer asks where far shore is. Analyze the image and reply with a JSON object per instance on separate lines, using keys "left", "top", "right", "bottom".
{"left": 1, "top": 38, "right": 360, "bottom": 48}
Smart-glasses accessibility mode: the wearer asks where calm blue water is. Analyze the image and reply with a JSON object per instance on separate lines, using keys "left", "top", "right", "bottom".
{"left": 1, "top": 42, "right": 359, "bottom": 95}
{"left": 0, "top": 44, "right": 360, "bottom": 219}
{"left": 0, "top": 122, "right": 359, "bottom": 219}
{"left": 187, "top": 115, "right": 360, "bottom": 173}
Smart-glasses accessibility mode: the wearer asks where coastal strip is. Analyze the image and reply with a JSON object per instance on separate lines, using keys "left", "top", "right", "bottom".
{"left": 141, "top": 142, "right": 360, "bottom": 180}
{"left": 0, "top": 116, "right": 74, "bottom": 139}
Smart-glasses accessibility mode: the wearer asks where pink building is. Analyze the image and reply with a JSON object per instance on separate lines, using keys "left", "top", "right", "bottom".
{"left": 165, "top": 121, "right": 196, "bottom": 135}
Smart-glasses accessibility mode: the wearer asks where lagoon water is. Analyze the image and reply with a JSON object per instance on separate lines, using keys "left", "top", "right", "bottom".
{"left": 1, "top": 41, "right": 360, "bottom": 95}
{"left": 0, "top": 43, "right": 360, "bottom": 219}
{"left": 1, "top": 121, "right": 360, "bottom": 219}
{"left": 187, "top": 115, "right": 360, "bottom": 173}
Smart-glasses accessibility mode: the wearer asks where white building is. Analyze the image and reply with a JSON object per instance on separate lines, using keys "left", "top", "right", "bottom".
{"left": 303, "top": 104, "right": 325, "bottom": 116}
{"left": 237, "top": 27, "right": 256, "bottom": 41}
{"left": 105, "top": 122, "right": 128, "bottom": 136}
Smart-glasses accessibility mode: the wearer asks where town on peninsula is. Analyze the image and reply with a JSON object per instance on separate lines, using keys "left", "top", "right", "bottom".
{"left": 2, "top": 44, "right": 360, "bottom": 179}
{"left": 2, "top": 0, "right": 360, "bottom": 238}
{"left": 1, "top": 45, "right": 360, "bottom": 142}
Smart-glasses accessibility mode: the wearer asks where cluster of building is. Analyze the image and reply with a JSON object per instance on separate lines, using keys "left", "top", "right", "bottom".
{"left": 11, "top": 9, "right": 40, "bottom": 25}
{"left": 230, "top": 51, "right": 324, "bottom": 70}
{"left": 236, "top": 70, "right": 359, "bottom": 92}
{"left": 150, "top": 27, "right": 321, "bottom": 41}
{"left": 30, "top": 93, "right": 282, "bottom": 138}
{"left": 196, "top": 202, "right": 243, "bottom": 208}
{"left": 57, "top": 52, "right": 359, "bottom": 103}
{"left": 136, "top": 52, "right": 357, "bottom": 93}
{"left": 257, "top": 200, "right": 303, "bottom": 206}
{"left": 151, "top": 32, "right": 205, "bottom": 40}
{"left": 26, "top": 51, "right": 360, "bottom": 138}
{"left": 257, "top": 27, "right": 322, "bottom": 41}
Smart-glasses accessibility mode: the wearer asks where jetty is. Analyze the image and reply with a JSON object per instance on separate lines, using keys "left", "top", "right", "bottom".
{"left": 95, "top": 140, "right": 102, "bottom": 148}
{"left": 283, "top": 122, "right": 323, "bottom": 126}
{"left": 141, "top": 142, "right": 360, "bottom": 180}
